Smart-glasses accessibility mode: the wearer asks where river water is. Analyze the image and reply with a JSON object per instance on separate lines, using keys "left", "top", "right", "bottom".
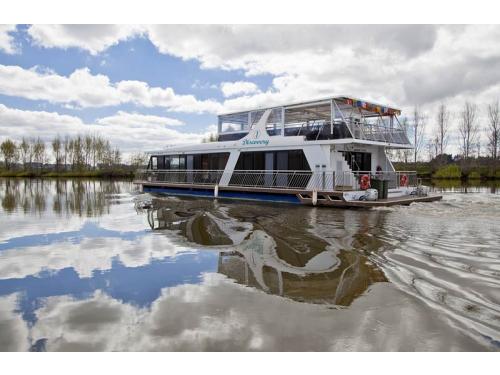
{"left": 0, "top": 178, "right": 499, "bottom": 351}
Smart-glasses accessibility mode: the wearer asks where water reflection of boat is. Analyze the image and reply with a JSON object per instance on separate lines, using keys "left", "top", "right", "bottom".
{"left": 145, "top": 197, "right": 386, "bottom": 306}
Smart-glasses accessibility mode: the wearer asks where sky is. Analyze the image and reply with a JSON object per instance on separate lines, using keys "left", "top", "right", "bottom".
{"left": 0, "top": 24, "right": 500, "bottom": 157}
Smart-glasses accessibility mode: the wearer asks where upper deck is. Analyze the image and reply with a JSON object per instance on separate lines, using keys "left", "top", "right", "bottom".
{"left": 217, "top": 96, "right": 410, "bottom": 146}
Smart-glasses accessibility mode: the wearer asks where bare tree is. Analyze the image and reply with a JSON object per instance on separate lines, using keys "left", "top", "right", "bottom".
{"left": 412, "top": 106, "right": 426, "bottom": 162}
{"left": 33, "top": 138, "right": 46, "bottom": 169}
{"left": 19, "top": 137, "right": 30, "bottom": 167}
{"left": 487, "top": 100, "right": 500, "bottom": 159}
{"left": 26, "top": 138, "right": 36, "bottom": 169}
{"left": 426, "top": 141, "right": 435, "bottom": 162}
{"left": 84, "top": 135, "right": 93, "bottom": 169}
{"left": 52, "top": 136, "right": 62, "bottom": 171}
{"left": 63, "top": 135, "right": 71, "bottom": 170}
{"left": 129, "top": 153, "right": 149, "bottom": 169}
{"left": 91, "top": 135, "right": 98, "bottom": 169}
{"left": 426, "top": 135, "right": 439, "bottom": 161}
{"left": 475, "top": 134, "right": 482, "bottom": 158}
{"left": 458, "top": 102, "right": 479, "bottom": 160}
{"left": 435, "top": 103, "right": 450, "bottom": 155}
{"left": 71, "top": 135, "right": 84, "bottom": 170}
{"left": 0, "top": 139, "right": 18, "bottom": 169}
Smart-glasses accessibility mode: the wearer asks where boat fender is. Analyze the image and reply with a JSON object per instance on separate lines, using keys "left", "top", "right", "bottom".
{"left": 214, "top": 184, "right": 219, "bottom": 198}
{"left": 312, "top": 190, "right": 318, "bottom": 206}
{"left": 400, "top": 174, "right": 408, "bottom": 187}
{"left": 360, "top": 174, "right": 370, "bottom": 190}
{"left": 365, "top": 188, "right": 378, "bottom": 201}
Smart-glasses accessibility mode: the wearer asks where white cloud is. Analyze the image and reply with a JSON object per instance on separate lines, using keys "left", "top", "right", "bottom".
{"left": 0, "top": 64, "right": 223, "bottom": 113}
{"left": 0, "top": 25, "right": 18, "bottom": 54}
{"left": 26, "top": 25, "right": 500, "bottom": 110}
{"left": 0, "top": 104, "right": 213, "bottom": 154}
{"left": 0, "top": 294, "right": 30, "bottom": 351}
{"left": 6, "top": 25, "right": 500, "bottom": 156}
{"left": 96, "top": 111, "right": 184, "bottom": 127}
{"left": 220, "top": 81, "right": 260, "bottom": 97}
{"left": 28, "top": 24, "right": 144, "bottom": 55}
{"left": 22, "top": 25, "right": 500, "bottom": 109}
{"left": 0, "top": 234, "right": 190, "bottom": 280}
{"left": 12, "top": 25, "right": 500, "bottom": 113}
{"left": 26, "top": 273, "right": 485, "bottom": 351}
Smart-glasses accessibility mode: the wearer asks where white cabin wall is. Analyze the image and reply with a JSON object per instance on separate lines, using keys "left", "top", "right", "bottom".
{"left": 304, "top": 145, "right": 333, "bottom": 190}
{"left": 376, "top": 147, "right": 395, "bottom": 172}
{"left": 303, "top": 145, "right": 331, "bottom": 172}
{"left": 219, "top": 150, "right": 240, "bottom": 186}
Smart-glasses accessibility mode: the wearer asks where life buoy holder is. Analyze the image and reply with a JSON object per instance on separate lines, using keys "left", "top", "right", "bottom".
{"left": 360, "top": 174, "right": 370, "bottom": 190}
{"left": 400, "top": 174, "right": 408, "bottom": 187}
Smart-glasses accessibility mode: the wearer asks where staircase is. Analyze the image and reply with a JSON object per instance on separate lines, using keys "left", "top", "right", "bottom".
{"left": 332, "top": 151, "right": 358, "bottom": 190}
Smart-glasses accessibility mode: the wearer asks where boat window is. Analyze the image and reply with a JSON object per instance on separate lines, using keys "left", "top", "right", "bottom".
{"left": 151, "top": 156, "right": 158, "bottom": 170}
{"left": 265, "top": 108, "right": 283, "bottom": 136}
{"left": 179, "top": 155, "right": 186, "bottom": 169}
{"left": 219, "top": 112, "right": 250, "bottom": 133}
{"left": 157, "top": 155, "right": 165, "bottom": 170}
{"left": 155, "top": 153, "right": 230, "bottom": 171}
{"left": 288, "top": 150, "right": 310, "bottom": 170}
{"left": 170, "top": 156, "right": 180, "bottom": 169}
{"left": 235, "top": 150, "right": 309, "bottom": 171}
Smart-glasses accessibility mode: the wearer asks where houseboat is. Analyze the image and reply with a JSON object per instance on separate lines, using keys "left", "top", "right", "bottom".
{"left": 134, "top": 96, "right": 442, "bottom": 207}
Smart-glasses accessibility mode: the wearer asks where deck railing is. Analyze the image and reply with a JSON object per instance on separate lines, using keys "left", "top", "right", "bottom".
{"left": 345, "top": 120, "right": 411, "bottom": 145}
{"left": 135, "top": 169, "right": 418, "bottom": 192}
{"left": 340, "top": 171, "right": 418, "bottom": 190}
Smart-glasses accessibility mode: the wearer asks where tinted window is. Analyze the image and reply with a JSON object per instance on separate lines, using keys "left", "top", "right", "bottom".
{"left": 235, "top": 150, "right": 309, "bottom": 171}
{"left": 170, "top": 156, "right": 180, "bottom": 169}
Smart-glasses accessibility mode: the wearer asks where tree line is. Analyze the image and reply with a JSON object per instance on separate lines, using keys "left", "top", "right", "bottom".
{"left": 0, "top": 135, "right": 123, "bottom": 171}
{"left": 394, "top": 100, "right": 500, "bottom": 163}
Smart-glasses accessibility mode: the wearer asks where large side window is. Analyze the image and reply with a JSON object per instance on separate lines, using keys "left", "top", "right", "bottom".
{"left": 288, "top": 150, "right": 310, "bottom": 170}
{"left": 189, "top": 153, "right": 229, "bottom": 170}
{"left": 179, "top": 155, "right": 186, "bottom": 169}
{"left": 157, "top": 156, "right": 165, "bottom": 169}
{"left": 235, "top": 150, "right": 309, "bottom": 171}
{"left": 170, "top": 155, "right": 180, "bottom": 169}
{"left": 151, "top": 156, "right": 158, "bottom": 170}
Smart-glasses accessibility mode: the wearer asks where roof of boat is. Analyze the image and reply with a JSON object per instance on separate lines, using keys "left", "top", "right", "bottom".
{"left": 218, "top": 95, "right": 402, "bottom": 116}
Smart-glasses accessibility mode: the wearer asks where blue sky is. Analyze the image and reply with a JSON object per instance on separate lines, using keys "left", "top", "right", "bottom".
{"left": 0, "top": 25, "right": 272, "bottom": 133}
{"left": 1, "top": 25, "right": 499, "bottom": 157}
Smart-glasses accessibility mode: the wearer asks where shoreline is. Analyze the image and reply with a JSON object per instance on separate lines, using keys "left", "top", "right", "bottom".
{"left": 0, "top": 170, "right": 135, "bottom": 179}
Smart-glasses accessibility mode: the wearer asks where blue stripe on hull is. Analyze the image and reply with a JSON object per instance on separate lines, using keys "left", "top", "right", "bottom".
{"left": 142, "top": 185, "right": 301, "bottom": 204}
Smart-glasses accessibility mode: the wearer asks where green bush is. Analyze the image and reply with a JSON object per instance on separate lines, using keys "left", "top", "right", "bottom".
{"left": 468, "top": 170, "right": 481, "bottom": 179}
{"left": 433, "top": 164, "right": 462, "bottom": 179}
{"left": 0, "top": 168, "right": 134, "bottom": 179}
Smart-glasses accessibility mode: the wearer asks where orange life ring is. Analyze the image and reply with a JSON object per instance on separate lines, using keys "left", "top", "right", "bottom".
{"left": 400, "top": 174, "right": 408, "bottom": 187}
{"left": 360, "top": 174, "right": 370, "bottom": 190}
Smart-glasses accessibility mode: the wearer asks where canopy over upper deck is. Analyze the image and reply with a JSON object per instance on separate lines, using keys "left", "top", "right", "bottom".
{"left": 217, "top": 95, "right": 410, "bottom": 146}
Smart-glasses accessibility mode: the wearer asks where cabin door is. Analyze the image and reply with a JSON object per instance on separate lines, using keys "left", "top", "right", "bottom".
{"left": 265, "top": 152, "right": 274, "bottom": 186}
{"left": 276, "top": 151, "right": 288, "bottom": 187}
{"left": 186, "top": 155, "right": 194, "bottom": 182}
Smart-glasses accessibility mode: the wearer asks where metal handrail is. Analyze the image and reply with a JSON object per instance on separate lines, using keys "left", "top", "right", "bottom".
{"left": 136, "top": 169, "right": 418, "bottom": 192}
{"left": 343, "top": 119, "right": 410, "bottom": 145}
{"left": 340, "top": 170, "right": 418, "bottom": 189}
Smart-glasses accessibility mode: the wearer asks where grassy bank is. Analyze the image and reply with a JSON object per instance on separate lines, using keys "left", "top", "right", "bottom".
{"left": 0, "top": 169, "right": 135, "bottom": 179}
{"left": 394, "top": 162, "right": 500, "bottom": 180}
